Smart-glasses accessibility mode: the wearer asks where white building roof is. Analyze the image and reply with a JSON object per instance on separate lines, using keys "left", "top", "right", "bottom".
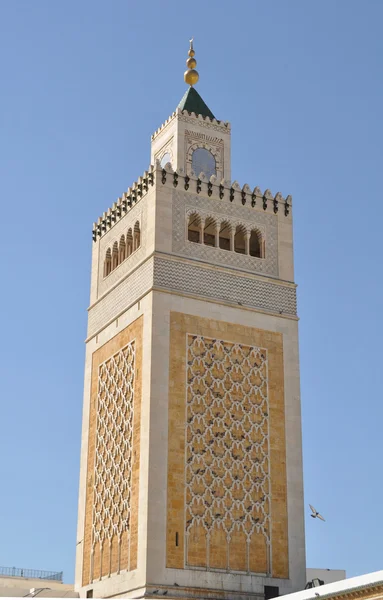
{"left": 282, "top": 571, "right": 383, "bottom": 600}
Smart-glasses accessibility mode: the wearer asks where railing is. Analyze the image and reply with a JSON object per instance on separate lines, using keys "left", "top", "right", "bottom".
{"left": 0, "top": 567, "right": 63, "bottom": 581}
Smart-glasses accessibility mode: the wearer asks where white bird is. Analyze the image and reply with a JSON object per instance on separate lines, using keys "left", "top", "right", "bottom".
{"left": 309, "top": 504, "right": 325, "bottom": 521}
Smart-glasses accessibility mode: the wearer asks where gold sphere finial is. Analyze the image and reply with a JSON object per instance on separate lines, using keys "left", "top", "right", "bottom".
{"left": 184, "top": 37, "right": 199, "bottom": 86}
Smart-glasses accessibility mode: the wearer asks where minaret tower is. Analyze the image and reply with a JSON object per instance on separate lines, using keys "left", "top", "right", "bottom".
{"left": 75, "top": 41, "right": 306, "bottom": 600}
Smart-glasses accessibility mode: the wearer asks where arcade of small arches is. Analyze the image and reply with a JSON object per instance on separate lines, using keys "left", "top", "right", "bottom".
{"left": 187, "top": 212, "right": 265, "bottom": 258}
{"left": 103, "top": 221, "right": 141, "bottom": 277}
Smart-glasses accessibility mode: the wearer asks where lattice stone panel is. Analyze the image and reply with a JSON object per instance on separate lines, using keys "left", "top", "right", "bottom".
{"left": 91, "top": 341, "right": 135, "bottom": 578}
{"left": 185, "top": 334, "right": 271, "bottom": 573}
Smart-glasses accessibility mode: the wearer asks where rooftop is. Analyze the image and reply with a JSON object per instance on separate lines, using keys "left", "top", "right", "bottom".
{"left": 177, "top": 86, "right": 215, "bottom": 120}
{"left": 0, "top": 567, "right": 63, "bottom": 582}
{"left": 282, "top": 571, "right": 383, "bottom": 600}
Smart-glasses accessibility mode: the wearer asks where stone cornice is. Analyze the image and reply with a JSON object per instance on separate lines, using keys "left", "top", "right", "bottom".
{"left": 92, "top": 161, "right": 292, "bottom": 242}
{"left": 303, "top": 583, "right": 383, "bottom": 600}
{"left": 151, "top": 107, "right": 230, "bottom": 142}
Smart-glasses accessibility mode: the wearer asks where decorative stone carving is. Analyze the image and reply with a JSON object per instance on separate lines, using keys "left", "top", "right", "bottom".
{"left": 185, "top": 334, "right": 270, "bottom": 572}
{"left": 91, "top": 342, "right": 136, "bottom": 577}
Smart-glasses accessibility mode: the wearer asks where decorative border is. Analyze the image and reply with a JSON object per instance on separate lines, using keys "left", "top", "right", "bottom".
{"left": 153, "top": 258, "right": 295, "bottom": 316}
{"left": 185, "top": 130, "right": 224, "bottom": 179}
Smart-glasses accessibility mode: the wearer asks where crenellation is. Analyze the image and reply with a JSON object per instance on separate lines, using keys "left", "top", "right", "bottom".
{"left": 151, "top": 108, "right": 230, "bottom": 142}
{"left": 92, "top": 165, "right": 292, "bottom": 244}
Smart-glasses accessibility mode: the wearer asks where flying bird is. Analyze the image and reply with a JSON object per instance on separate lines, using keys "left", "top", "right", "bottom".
{"left": 309, "top": 504, "right": 325, "bottom": 521}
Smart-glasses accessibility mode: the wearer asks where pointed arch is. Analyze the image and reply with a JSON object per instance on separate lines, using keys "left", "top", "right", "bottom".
{"left": 219, "top": 220, "right": 232, "bottom": 251}
{"left": 133, "top": 221, "right": 141, "bottom": 251}
{"left": 119, "top": 235, "right": 126, "bottom": 262}
{"left": 112, "top": 241, "right": 119, "bottom": 270}
{"left": 187, "top": 212, "right": 202, "bottom": 243}
{"left": 104, "top": 248, "right": 112, "bottom": 277}
{"left": 126, "top": 228, "right": 133, "bottom": 257}
{"left": 234, "top": 225, "right": 246, "bottom": 255}
{"left": 203, "top": 216, "right": 217, "bottom": 247}
{"left": 249, "top": 229, "right": 263, "bottom": 258}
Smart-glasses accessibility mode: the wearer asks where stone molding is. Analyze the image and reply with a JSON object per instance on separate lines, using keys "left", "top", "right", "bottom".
{"left": 153, "top": 257, "right": 297, "bottom": 317}
{"left": 87, "top": 255, "right": 297, "bottom": 339}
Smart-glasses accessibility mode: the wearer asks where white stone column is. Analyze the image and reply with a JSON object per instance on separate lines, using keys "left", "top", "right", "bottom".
{"left": 230, "top": 228, "right": 235, "bottom": 251}
{"left": 200, "top": 219, "right": 205, "bottom": 244}
{"left": 245, "top": 231, "right": 250, "bottom": 255}
{"left": 215, "top": 223, "right": 220, "bottom": 247}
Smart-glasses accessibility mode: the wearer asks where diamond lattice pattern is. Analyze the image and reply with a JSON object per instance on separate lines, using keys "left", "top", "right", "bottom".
{"left": 92, "top": 342, "right": 135, "bottom": 558}
{"left": 186, "top": 335, "right": 270, "bottom": 572}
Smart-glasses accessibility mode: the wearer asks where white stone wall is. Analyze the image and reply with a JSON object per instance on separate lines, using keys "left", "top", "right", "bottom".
{"left": 151, "top": 109, "right": 231, "bottom": 182}
{"left": 90, "top": 185, "right": 156, "bottom": 305}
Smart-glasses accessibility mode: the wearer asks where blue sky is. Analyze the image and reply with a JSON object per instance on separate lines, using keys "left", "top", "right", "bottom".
{"left": 0, "top": 0, "right": 382, "bottom": 584}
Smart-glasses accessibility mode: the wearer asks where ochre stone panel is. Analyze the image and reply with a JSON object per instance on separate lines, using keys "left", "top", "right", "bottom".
{"left": 167, "top": 312, "right": 288, "bottom": 578}
{"left": 82, "top": 317, "right": 143, "bottom": 586}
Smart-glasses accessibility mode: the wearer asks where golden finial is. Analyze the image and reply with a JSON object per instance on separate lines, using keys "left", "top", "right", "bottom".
{"left": 184, "top": 38, "right": 199, "bottom": 86}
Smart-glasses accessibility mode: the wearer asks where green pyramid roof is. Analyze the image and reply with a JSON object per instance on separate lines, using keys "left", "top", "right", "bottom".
{"left": 177, "top": 87, "right": 215, "bottom": 120}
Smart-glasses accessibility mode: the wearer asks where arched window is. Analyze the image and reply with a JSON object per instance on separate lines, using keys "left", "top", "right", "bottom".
{"left": 191, "top": 148, "right": 216, "bottom": 179}
{"left": 250, "top": 230, "right": 262, "bottom": 258}
{"left": 112, "top": 241, "right": 119, "bottom": 270}
{"left": 234, "top": 225, "right": 246, "bottom": 254}
{"left": 187, "top": 213, "right": 201, "bottom": 243}
{"left": 119, "top": 235, "right": 126, "bottom": 263}
{"left": 160, "top": 152, "right": 171, "bottom": 168}
{"left": 133, "top": 221, "right": 140, "bottom": 251}
{"left": 104, "top": 248, "right": 112, "bottom": 277}
{"left": 204, "top": 217, "right": 217, "bottom": 247}
{"left": 219, "top": 221, "right": 231, "bottom": 250}
{"left": 126, "top": 229, "right": 133, "bottom": 257}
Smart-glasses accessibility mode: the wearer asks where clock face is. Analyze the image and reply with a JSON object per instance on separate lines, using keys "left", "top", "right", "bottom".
{"left": 160, "top": 152, "right": 171, "bottom": 168}
{"left": 192, "top": 147, "right": 216, "bottom": 179}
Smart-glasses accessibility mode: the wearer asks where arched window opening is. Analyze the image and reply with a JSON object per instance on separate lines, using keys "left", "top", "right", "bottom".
{"left": 204, "top": 217, "right": 217, "bottom": 247}
{"left": 187, "top": 213, "right": 201, "bottom": 243}
{"left": 219, "top": 221, "right": 231, "bottom": 250}
{"left": 191, "top": 148, "right": 216, "bottom": 179}
{"left": 133, "top": 221, "right": 141, "bottom": 251}
{"left": 234, "top": 225, "right": 246, "bottom": 255}
{"left": 160, "top": 152, "right": 171, "bottom": 168}
{"left": 250, "top": 230, "right": 262, "bottom": 258}
{"left": 126, "top": 229, "right": 133, "bottom": 257}
{"left": 119, "top": 235, "right": 126, "bottom": 263}
{"left": 104, "top": 248, "right": 112, "bottom": 277}
{"left": 112, "top": 241, "right": 119, "bottom": 270}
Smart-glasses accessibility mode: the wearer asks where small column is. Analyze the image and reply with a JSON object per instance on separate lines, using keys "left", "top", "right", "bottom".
{"left": 245, "top": 231, "right": 250, "bottom": 255}
{"left": 215, "top": 223, "right": 220, "bottom": 247}
{"left": 200, "top": 219, "right": 205, "bottom": 244}
{"left": 230, "top": 228, "right": 235, "bottom": 251}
